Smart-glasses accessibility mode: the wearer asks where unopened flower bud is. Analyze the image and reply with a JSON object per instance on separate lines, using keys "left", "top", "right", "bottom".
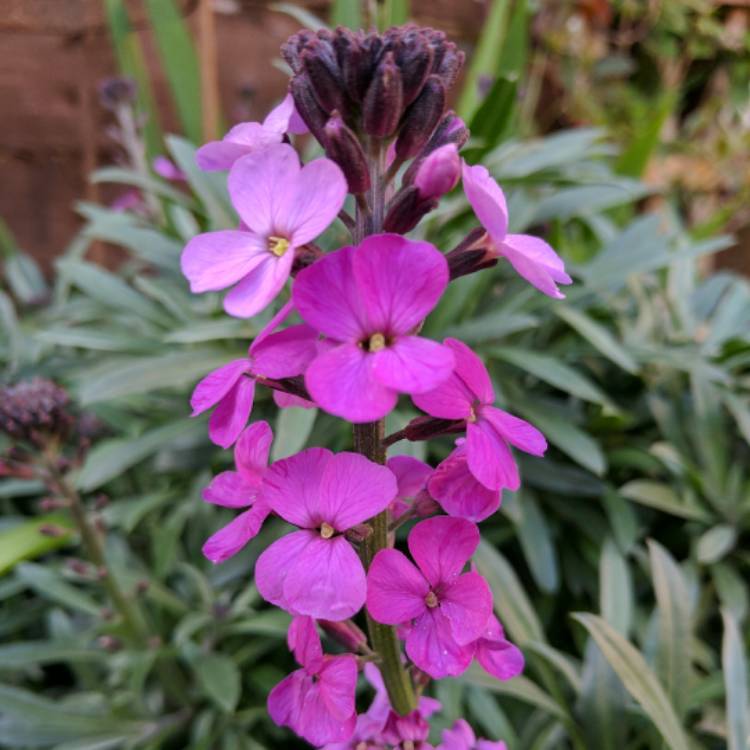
{"left": 38, "top": 497, "right": 67, "bottom": 512}
{"left": 363, "top": 51, "right": 403, "bottom": 137}
{"left": 445, "top": 228, "right": 498, "bottom": 280}
{"left": 344, "top": 523, "right": 373, "bottom": 543}
{"left": 395, "top": 75, "right": 446, "bottom": 160}
{"left": 319, "top": 619, "right": 368, "bottom": 652}
{"left": 135, "top": 579, "right": 150, "bottom": 595}
{"left": 290, "top": 75, "right": 328, "bottom": 145}
{"left": 38, "top": 523, "right": 67, "bottom": 538}
{"left": 413, "top": 490, "right": 439, "bottom": 517}
{"left": 414, "top": 143, "right": 460, "bottom": 199}
{"left": 403, "top": 111, "right": 469, "bottom": 185}
{"left": 97, "top": 635, "right": 121, "bottom": 651}
{"left": 404, "top": 415, "right": 465, "bottom": 442}
{"left": 98, "top": 76, "right": 137, "bottom": 111}
{"left": 431, "top": 40, "right": 465, "bottom": 89}
{"left": 292, "top": 243, "right": 324, "bottom": 276}
{"left": 383, "top": 186, "right": 437, "bottom": 234}
{"left": 396, "top": 32, "right": 435, "bottom": 106}
{"left": 324, "top": 113, "right": 371, "bottom": 194}
{"left": 301, "top": 43, "right": 347, "bottom": 116}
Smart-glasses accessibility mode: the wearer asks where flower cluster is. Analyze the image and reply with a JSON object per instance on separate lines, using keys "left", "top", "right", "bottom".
{"left": 181, "top": 23, "right": 570, "bottom": 748}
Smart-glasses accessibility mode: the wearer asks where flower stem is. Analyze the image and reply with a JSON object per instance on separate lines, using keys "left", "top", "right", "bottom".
{"left": 354, "top": 421, "right": 417, "bottom": 715}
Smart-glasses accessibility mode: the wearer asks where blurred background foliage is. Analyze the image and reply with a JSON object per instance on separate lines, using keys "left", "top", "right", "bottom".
{"left": 0, "top": 1, "right": 749, "bottom": 748}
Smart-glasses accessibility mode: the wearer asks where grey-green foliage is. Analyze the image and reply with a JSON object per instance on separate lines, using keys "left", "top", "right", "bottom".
{"left": 0, "top": 131, "right": 748, "bottom": 750}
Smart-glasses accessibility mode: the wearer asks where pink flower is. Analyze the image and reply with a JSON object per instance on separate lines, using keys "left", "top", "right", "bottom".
{"left": 438, "top": 719, "right": 507, "bottom": 750}
{"left": 462, "top": 162, "right": 572, "bottom": 299}
{"left": 387, "top": 455, "right": 434, "bottom": 519}
{"left": 366, "top": 516, "right": 493, "bottom": 678}
{"left": 182, "top": 143, "right": 347, "bottom": 318}
{"left": 428, "top": 441, "right": 500, "bottom": 521}
{"left": 413, "top": 338, "right": 547, "bottom": 491}
{"left": 190, "top": 302, "right": 318, "bottom": 447}
{"left": 268, "top": 616, "right": 357, "bottom": 746}
{"left": 202, "top": 421, "right": 273, "bottom": 563}
{"left": 472, "top": 614, "right": 524, "bottom": 682}
{"left": 256, "top": 448, "right": 397, "bottom": 620}
{"left": 152, "top": 155, "right": 185, "bottom": 181}
{"left": 293, "top": 234, "right": 455, "bottom": 422}
{"left": 196, "top": 93, "right": 308, "bottom": 171}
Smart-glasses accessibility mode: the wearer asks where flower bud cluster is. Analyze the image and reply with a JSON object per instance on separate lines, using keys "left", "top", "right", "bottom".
{"left": 0, "top": 378, "right": 72, "bottom": 444}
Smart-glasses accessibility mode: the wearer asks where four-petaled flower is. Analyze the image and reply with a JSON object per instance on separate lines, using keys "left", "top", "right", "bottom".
{"left": 293, "top": 234, "right": 455, "bottom": 422}
{"left": 182, "top": 143, "right": 347, "bottom": 318}
{"left": 256, "top": 448, "right": 397, "bottom": 620}
{"left": 268, "top": 616, "right": 357, "bottom": 747}
{"left": 462, "top": 161, "right": 572, "bottom": 299}
{"left": 366, "top": 516, "right": 493, "bottom": 678}
{"left": 414, "top": 338, "right": 547, "bottom": 491}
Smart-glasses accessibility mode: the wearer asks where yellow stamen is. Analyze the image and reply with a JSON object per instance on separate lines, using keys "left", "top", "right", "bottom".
{"left": 320, "top": 522, "right": 335, "bottom": 539}
{"left": 468, "top": 406, "right": 478, "bottom": 423}
{"left": 368, "top": 332, "right": 386, "bottom": 352}
{"left": 425, "top": 591, "right": 439, "bottom": 608}
{"left": 267, "top": 235, "right": 290, "bottom": 257}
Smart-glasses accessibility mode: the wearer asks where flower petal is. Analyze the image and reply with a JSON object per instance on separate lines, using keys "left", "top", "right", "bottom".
{"left": 371, "top": 336, "right": 455, "bottom": 394}
{"left": 262, "top": 447, "right": 332, "bottom": 528}
{"left": 196, "top": 140, "right": 256, "bottom": 172}
{"left": 202, "top": 471, "right": 257, "bottom": 508}
{"left": 408, "top": 516, "right": 480, "bottom": 588}
{"left": 440, "top": 719, "right": 476, "bottom": 750}
{"left": 354, "top": 234, "right": 449, "bottom": 335}
{"left": 482, "top": 406, "right": 547, "bottom": 456}
{"left": 234, "top": 420, "right": 272, "bottom": 483}
{"left": 208, "top": 376, "right": 256, "bottom": 449}
{"left": 190, "top": 359, "right": 252, "bottom": 416}
{"left": 222, "top": 251, "right": 294, "bottom": 319}
{"left": 440, "top": 571, "right": 493, "bottom": 645}
{"left": 251, "top": 323, "right": 319, "bottom": 379}
{"left": 318, "top": 654, "right": 358, "bottom": 720}
{"left": 287, "top": 615, "right": 323, "bottom": 670}
{"left": 181, "top": 230, "right": 267, "bottom": 293}
{"left": 444, "top": 337, "right": 494, "bottom": 404}
{"left": 406, "top": 608, "right": 473, "bottom": 679}
{"left": 366, "top": 548, "right": 429, "bottom": 625}
{"left": 299, "top": 660, "right": 358, "bottom": 746}
{"left": 466, "top": 420, "right": 518, "bottom": 491}
{"left": 283, "top": 535, "right": 367, "bottom": 620}
{"left": 462, "top": 162, "right": 508, "bottom": 241}
{"left": 263, "top": 93, "right": 308, "bottom": 135}
{"left": 476, "top": 637, "right": 525, "bottom": 681}
{"left": 387, "top": 455, "right": 433, "bottom": 500}
{"left": 267, "top": 669, "right": 305, "bottom": 732}
{"left": 273, "top": 390, "right": 316, "bottom": 409}
{"left": 305, "top": 344, "right": 397, "bottom": 423}
{"left": 202, "top": 504, "right": 271, "bottom": 563}
{"left": 319, "top": 452, "right": 397, "bottom": 530}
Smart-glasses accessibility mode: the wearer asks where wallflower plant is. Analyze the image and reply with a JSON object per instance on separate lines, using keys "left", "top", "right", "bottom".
{"left": 182, "top": 23, "right": 570, "bottom": 748}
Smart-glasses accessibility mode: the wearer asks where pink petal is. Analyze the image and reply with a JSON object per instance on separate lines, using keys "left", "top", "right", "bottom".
{"left": 305, "top": 344, "right": 397, "bottom": 423}
{"left": 267, "top": 669, "right": 305, "bottom": 732}
{"left": 273, "top": 390, "right": 316, "bottom": 409}
{"left": 262, "top": 93, "right": 308, "bottom": 135}
{"left": 262, "top": 447, "right": 332, "bottom": 528}
{"left": 444, "top": 338, "right": 495, "bottom": 404}
{"left": 282, "top": 535, "right": 367, "bottom": 620}
{"left": 440, "top": 719, "right": 476, "bottom": 750}
{"left": 319, "top": 452, "right": 397, "bottom": 530}
{"left": 428, "top": 449, "right": 501, "bottom": 522}
{"left": 366, "top": 548, "right": 429, "bottom": 624}
{"left": 354, "top": 234, "right": 449, "bottom": 335}
{"left": 207, "top": 376, "right": 256, "bottom": 449}
{"left": 284, "top": 157, "right": 347, "bottom": 246}
{"left": 223, "top": 251, "right": 294, "bottom": 318}
{"left": 477, "top": 741, "right": 508, "bottom": 750}
{"left": 317, "top": 654, "right": 358, "bottom": 721}
{"left": 406, "top": 608, "right": 474, "bottom": 678}
{"left": 202, "top": 471, "right": 257, "bottom": 508}
{"left": 466, "top": 421, "right": 519, "bottom": 491}
{"left": 387, "top": 455, "right": 433, "bottom": 500}
{"left": 461, "top": 162, "right": 508, "bottom": 241}
{"left": 196, "top": 140, "right": 255, "bottom": 172}
{"left": 234, "top": 420, "right": 272, "bottom": 483}
{"left": 252, "top": 299, "right": 295, "bottom": 346}
{"left": 371, "top": 336, "right": 455, "bottom": 394}
{"left": 500, "top": 235, "right": 571, "bottom": 299}
{"left": 293, "top": 245, "right": 367, "bottom": 341}
{"left": 190, "top": 359, "right": 252, "bottom": 416}
{"left": 440, "top": 571, "right": 493, "bottom": 645}
{"left": 412, "top": 376, "right": 474, "bottom": 420}
{"left": 408, "top": 516, "right": 480, "bottom": 588}
{"left": 482, "top": 406, "right": 547, "bottom": 456}
{"left": 476, "top": 637, "right": 525, "bottom": 681}
{"left": 251, "top": 323, "right": 319, "bottom": 379}
{"left": 228, "top": 143, "right": 301, "bottom": 236}
{"left": 287, "top": 615, "right": 323, "bottom": 671}
{"left": 202, "top": 503, "right": 270, "bottom": 563}
{"left": 181, "top": 230, "right": 267, "bottom": 293}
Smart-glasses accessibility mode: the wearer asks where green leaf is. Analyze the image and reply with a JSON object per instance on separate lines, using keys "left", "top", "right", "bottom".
{"left": 696, "top": 524, "right": 736, "bottom": 564}
{"left": 36, "top": 327, "right": 151, "bottom": 353}
{"left": 599, "top": 538, "right": 632, "bottom": 635}
{"left": 572, "top": 613, "right": 691, "bottom": 750}
{"left": 331, "top": 0, "right": 362, "bottom": 28}
{"left": 272, "top": 407, "right": 318, "bottom": 461}
{"left": 0, "top": 515, "right": 74, "bottom": 575}
{"left": 648, "top": 539, "right": 692, "bottom": 718}
{"left": 15, "top": 563, "right": 100, "bottom": 616}
{"left": 721, "top": 609, "right": 750, "bottom": 750}
{"left": 381, "top": 0, "right": 409, "bottom": 26}
{"left": 533, "top": 181, "right": 651, "bottom": 224}
{"left": 616, "top": 92, "right": 676, "bottom": 178}
{"left": 89, "top": 168, "right": 192, "bottom": 206}
{"left": 3, "top": 251, "right": 48, "bottom": 305}
{"left": 444, "top": 311, "right": 538, "bottom": 344}
{"left": 619, "top": 480, "right": 709, "bottom": 521}
{"left": 193, "top": 653, "right": 242, "bottom": 713}
{"left": 270, "top": 3, "right": 327, "bottom": 31}
{"left": 0, "top": 642, "right": 103, "bottom": 669}
{"left": 514, "top": 495, "right": 558, "bottom": 593}
{"left": 524, "top": 641, "right": 582, "bottom": 694}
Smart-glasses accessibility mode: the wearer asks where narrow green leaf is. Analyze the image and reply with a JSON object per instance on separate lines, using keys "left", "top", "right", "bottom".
{"left": 616, "top": 92, "right": 676, "bottom": 178}
{"left": 15, "top": 563, "right": 100, "bottom": 616}
{"left": 722, "top": 609, "right": 750, "bottom": 750}
{"left": 524, "top": 641, "right": 582, "bottom": 694}
{"left": 193, "top": 653, "right": 242, "bottom": 713}
{"left": 272, "top": 407, "right": 318, "bottom": 461}
{"left": 696, "top": 524, "right": 736, "bottom": 564}
{"left": 0, "top": 642, "right": 103, "bottom": 668}
{"left": 0, "top": 515, "right": 74, "bottom": 575}
{"left": 599, "top": 537, "right": 632, "bottom": 635}
{"left": 572, "top": 613, "right": 691, "bottom": 750}
{"left": 331, "top": 0, "right": 362, "bottom": 28}
{"left": 514, "top": 495, "right": 558, "bottom": 593}
{"left": 3, "top": 251, "right": 48, "bottom": 305}
{"left": 619, "top": 480, "right": 709, "bottom": 521}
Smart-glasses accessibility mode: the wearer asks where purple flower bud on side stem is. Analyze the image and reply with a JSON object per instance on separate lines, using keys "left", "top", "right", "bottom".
{"left": 301, "top": 44, "right": 348, "bottom": 116}
{"left": 403, "top": 111, "right": 469, "bottom": 185}
{"left": 414, "top": 143, "right": 460, "bottom": 200}
{"left": 324, "top": 112, "right": 371, "bottom": 194}
{"left": 319, "top": 619, "right": 369, "bottom": 652}
{"left": 383, "top": 186, "right": 437, "bottom": 234}
{"left": 446, "top": 228, "right": 498, "bottom": 280}
{"left": 395, "top": 76, "right": 447, "bottom": 161}
{"left": 363, "top": 51, "right": 404, "bottom": 137}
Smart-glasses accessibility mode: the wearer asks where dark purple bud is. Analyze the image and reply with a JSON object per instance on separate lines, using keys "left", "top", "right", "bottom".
{"left": 38, "top": 523, "right": 67, "bottom": 538}
{"left": 98, "top": 635, "right": 121, "bottom": 651}
{"left": 301, "top": 44, "right": 347, "bottom": 115}
{"left": 291, "top": 243, "right": 324, "bottom": 276}
{"left": 445, "top": 228, "right": 498, "bottom": 280}
{"left": 397, "top": 37, "right": 434, "bottom": 106}
{"left": 290, "top": 75, "right": 328, "bottom": 146}
{"left": 434, "top": 45, "right": 465, "bottom": 89}
{"left": 404, "top": 416, "right": 465, "bottom": 442}
{"left": 414, "top": 143, "right": 460, "bottom": 199}
{"left": 98, "top": 76, "right": 137, "bottom": 111}
{"left": 324, "top": 112, "right": 371, "bottom": 194}
{"left": 383, "top": 186, "right": 437, "bottom": 234}
{"left": 413, "top": 490, "right": 440, "bottom": 517}
{"left": 281, "top": 30, "right": 317, "bottom": 74}
{"left": 395, "top": 75, "right": 446, "bottom": 160}
{"left": 363, "top": 51, "right": 403, "bottom": 137}
{"left": 403, "top": 111, "right": 469, "bottom": 185}
{"left": 319, "top": 619, "right": 368, "bottom": 652}
{"left": 344, "top": 523, "right": 373, "bottom": 543}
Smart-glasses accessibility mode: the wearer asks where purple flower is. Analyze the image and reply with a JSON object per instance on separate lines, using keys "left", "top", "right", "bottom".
{"left": 387, "top": 455, "right": 434, "bottom": 519}
{"left": 462, "top": 162, "right": 572, "bottom": 299}
{"left": 415, "top": 143, "right": 461, "bottom": 200}
{"left": 428, "top": 440, "right": 500, "bottom": 522}
{"left": 182, "top": 143, "right": 347, "bottom": 318}
{"left": 190, "top": 302, "right": 318, "bottom": 447}
{"left": 413, "top": 338, "right": 547, "bottom": 491}
{"left": 366, "top": 516, "right": 492, "bottom": 678}
{"left": 438, "top": 719, "right": 507, "bottom": 750}
{"left": 196, "top": 93, "right": 308, "bottom": 171}
{"left": 152, "top": 155, "right": 185, "bottom": 182}
{"left": 202, "top": 420, "right": 273, "bottom": 563}
{"left": 268, "top": 616, "right": 357, "bottom": 746}
{"left": 293, "top": 234, "right": 455, "bottom": 422}
{"left": 472, "top": 614, "right": 524, "bottom": 682}
{"left": 256, "top": 448, "right": 397, "bottom": 620}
